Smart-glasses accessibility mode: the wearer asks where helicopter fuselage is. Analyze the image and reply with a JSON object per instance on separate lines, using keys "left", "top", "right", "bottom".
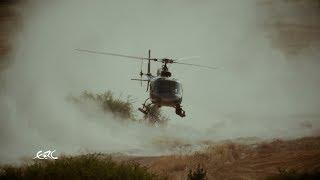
{"left": 149, "top": 77, "right": 183, "bottom": 107}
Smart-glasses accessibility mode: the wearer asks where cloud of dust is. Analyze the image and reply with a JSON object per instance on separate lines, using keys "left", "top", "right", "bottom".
{"left": 0, "top": 0, "right": 319, "bottom": 163}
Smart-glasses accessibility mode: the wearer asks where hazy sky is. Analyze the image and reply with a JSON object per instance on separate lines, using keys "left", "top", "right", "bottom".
{"left": 0, "top": 0, "right": 319, "bottom": 163}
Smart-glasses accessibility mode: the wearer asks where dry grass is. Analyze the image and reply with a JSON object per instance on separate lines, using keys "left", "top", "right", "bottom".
{"left": 1, "top": 137, "right": 319, "bottom": 179}
{"left": 0, "top": 153, "right": 159, "bottom": 180}
{"left": 69, "top": 91, "right": 169, "bottom": 125}
{"left": 145, "top": 137, "right": 320, "bottom": 180}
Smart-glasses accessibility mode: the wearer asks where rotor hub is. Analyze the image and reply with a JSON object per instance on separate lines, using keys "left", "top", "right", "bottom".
{"left": 160, "top": 63, "right": 172, "bottom": 77}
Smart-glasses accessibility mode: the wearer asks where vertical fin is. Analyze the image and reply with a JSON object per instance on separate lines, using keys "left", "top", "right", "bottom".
{"left": 147, "top": 49, "right": 151, "bottom": 75}
{"left": 147, "top": 49, "right": 151, "bottom": 92}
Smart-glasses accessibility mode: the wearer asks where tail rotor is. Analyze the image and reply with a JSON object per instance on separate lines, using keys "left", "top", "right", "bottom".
{"left": 146, "top": 49, "right": 151, "bottom": 92}
{"left": 139, "top": 60, "right": 143, "bottom": 87}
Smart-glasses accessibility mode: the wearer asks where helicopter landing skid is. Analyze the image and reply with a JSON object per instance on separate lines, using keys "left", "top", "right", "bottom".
{"left": 175, "top": 105, "right": 186, "bottom": 117}
{"left": 138, "top": 107, "right": 149, "bottom": 115}
{"left": 138, "top": 98, "right": 151, "bottom": 115}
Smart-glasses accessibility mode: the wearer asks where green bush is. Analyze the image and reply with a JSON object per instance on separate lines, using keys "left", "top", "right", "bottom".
{"left": 70, "top": 91, "right": 169, "bottom": 125}
{"left": 0, "top": 153, "right": 159, "bottom": 180}
{"left": 266, "top": 167, "right": 320, "bottom": 180}
{"left": 70, "top": 91, "right": 135, "bottom": 120}
{"left": 187, "top": 165, "right": 207, "bottom": 180}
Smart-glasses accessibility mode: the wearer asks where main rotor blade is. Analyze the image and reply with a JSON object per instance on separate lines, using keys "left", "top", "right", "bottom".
{"left": 76, "top": 49, "right": 215, "bottom": 69}
{"left": 131, "top": 78, "right": 149, "bottom": 81}
{"left": 173, "top": 62, "right": 217, "bottom": 69}
{"left": 75, "top": 49, "right": 156, "bottom": 61}
{"left": 174, "top": 56, "right": 200, "bottom": 61}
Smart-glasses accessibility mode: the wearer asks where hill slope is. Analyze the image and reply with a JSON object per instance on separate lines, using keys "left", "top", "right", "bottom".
{"left": 120, "top": 137, "right": 320, "bottom": 179}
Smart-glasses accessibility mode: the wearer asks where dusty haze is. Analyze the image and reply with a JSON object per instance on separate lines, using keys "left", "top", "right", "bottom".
{"left": 0, "top": 0, "right": 319, "bottom": 163}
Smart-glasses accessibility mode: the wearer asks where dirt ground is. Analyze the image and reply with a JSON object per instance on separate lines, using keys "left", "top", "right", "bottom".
{"left": 116, "top": 137, "right": 320, "bottom": 179}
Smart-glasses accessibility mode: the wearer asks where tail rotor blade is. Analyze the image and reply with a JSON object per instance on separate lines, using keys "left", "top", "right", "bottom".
{"left": 139, "top": 60, "right": 143, "bottom": 87}
{"left": 147, "top": 50, "right": 151, "bottom": 75}
{"left": 146, "top": 81, "right": 150, "bottom": 92}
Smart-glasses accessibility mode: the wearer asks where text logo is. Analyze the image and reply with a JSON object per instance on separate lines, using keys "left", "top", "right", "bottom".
{"left": 33, "top": 150, "right": 58, "bottom": 160}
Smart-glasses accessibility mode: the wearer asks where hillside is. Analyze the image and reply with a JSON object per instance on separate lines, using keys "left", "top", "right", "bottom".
{"left": 118, "top": 137, "right": 320, "bottom": 179}
{"left": 1, "top": 137, "right": 320, "bottom": 179}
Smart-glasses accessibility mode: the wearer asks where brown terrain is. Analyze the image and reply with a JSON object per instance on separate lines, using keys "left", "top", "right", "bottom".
{"left": 113, "top": 137, "right": 320, "bottom": 179}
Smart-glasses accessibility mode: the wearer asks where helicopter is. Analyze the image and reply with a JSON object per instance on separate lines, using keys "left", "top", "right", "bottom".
{"left": 75, "top": 49, "right": 216, "bottom": 117}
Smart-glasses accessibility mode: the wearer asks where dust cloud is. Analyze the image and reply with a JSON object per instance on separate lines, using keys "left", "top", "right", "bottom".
{"left": 0, "top": 0, "right": 319, "bottom": 163}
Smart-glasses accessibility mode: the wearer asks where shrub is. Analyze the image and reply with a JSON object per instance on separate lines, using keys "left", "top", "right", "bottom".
{"left": 70, "top": 91, "right": 135, "bottom": 120}
{"left": 0, "top": 153, "right": 159, "bottom": 180}
{"left": 187, "top": 165, "right": 207, "bottom": 180}
{"left": 143, "top": 104, "right": 169, "bottom": 125}
{"left": 266, "top": 167, "right": 320, "bottom": 180}
{"left": 70, "top": 91, "right": 169, "bottom": 125}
